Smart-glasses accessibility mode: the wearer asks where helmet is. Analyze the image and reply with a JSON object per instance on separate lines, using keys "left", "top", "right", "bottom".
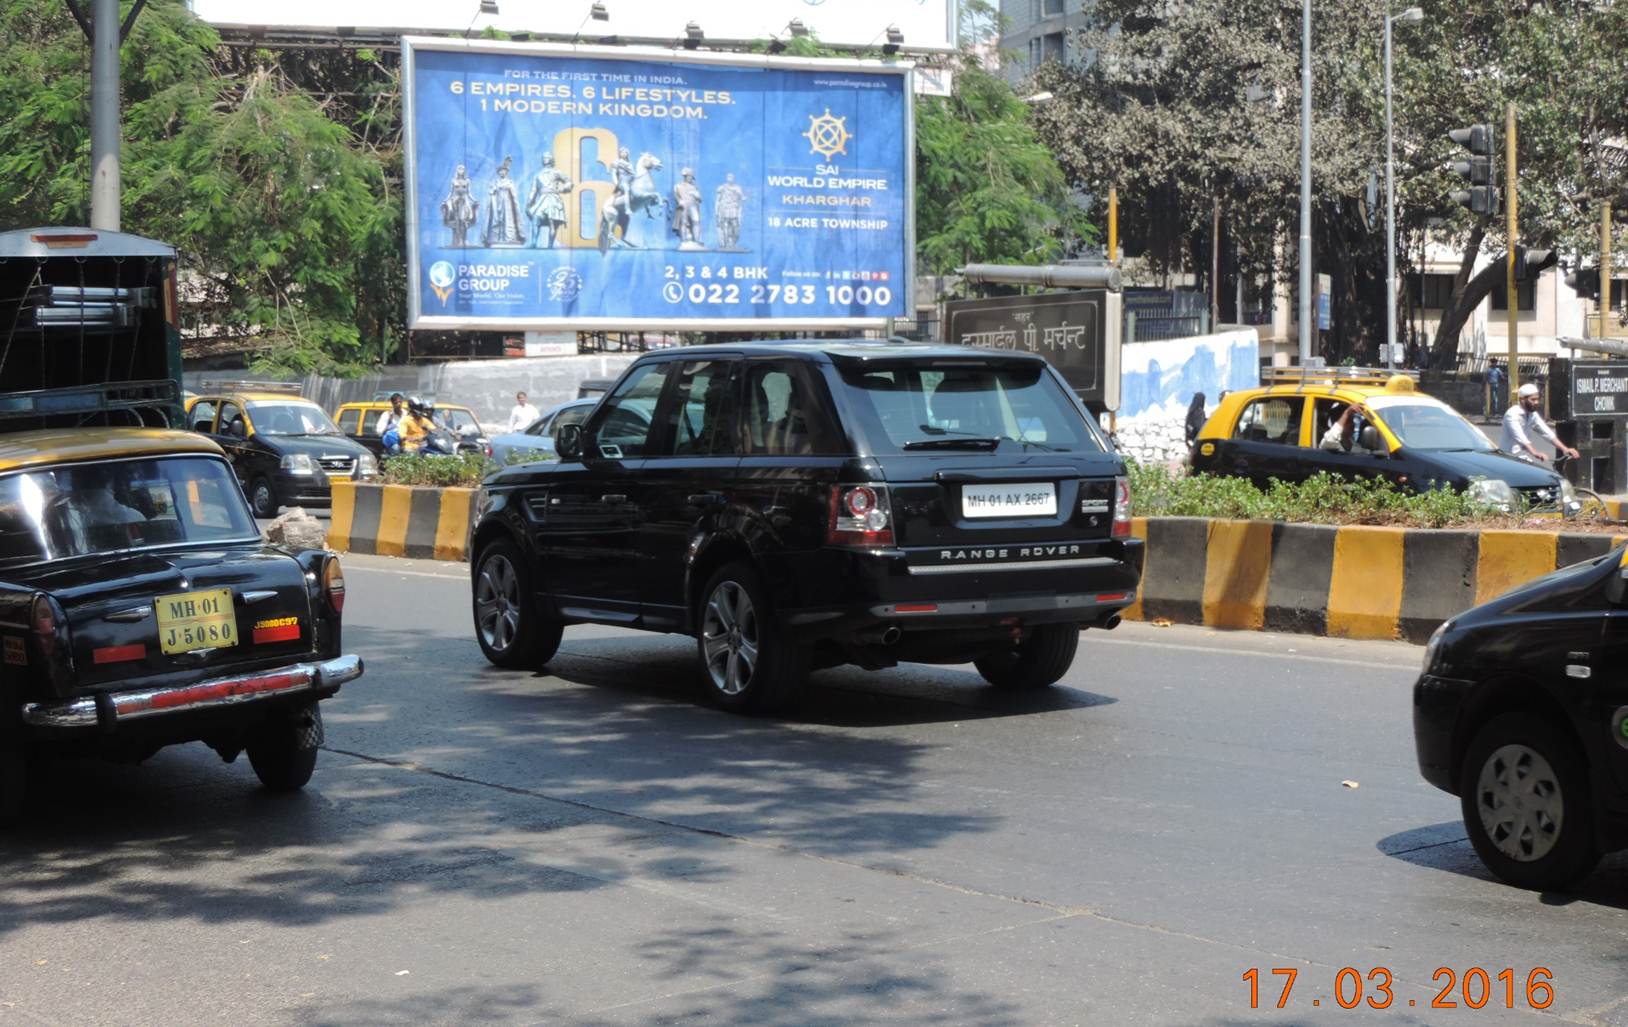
{"left": 407, "top": 395, "right": 429, "bottom": 417}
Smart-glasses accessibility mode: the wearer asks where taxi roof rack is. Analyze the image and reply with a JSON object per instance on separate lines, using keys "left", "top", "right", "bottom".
{"left": 1261, "top": 366, "right": 1420, "bottom": 389}
{"left": 197, "top": 379, "right": 304, "bottom": 396}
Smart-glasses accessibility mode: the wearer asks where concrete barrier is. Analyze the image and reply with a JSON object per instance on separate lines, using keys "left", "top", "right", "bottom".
{"left": 1122, "top": 517, "right": 1628, "bottom": 642}
{"left": 328, "top": 481, "right": 477, "bottom": 562}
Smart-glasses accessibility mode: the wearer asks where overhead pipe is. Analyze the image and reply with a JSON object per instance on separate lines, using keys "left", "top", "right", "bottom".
{"left": 1559, "top": 336, "right": 1628, "bottom": 358}
{"left": 957, "top": 263, "right": 1122, "bottom": 293}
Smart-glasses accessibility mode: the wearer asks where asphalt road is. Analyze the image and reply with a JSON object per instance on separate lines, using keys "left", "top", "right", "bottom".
{"left": 4, "top": 553, "right": 1627, "bottom": 1026}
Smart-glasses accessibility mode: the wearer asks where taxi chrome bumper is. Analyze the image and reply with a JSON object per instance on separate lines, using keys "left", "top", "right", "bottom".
{"left": 19, "top": 654, "right": 363, "bottom": 730}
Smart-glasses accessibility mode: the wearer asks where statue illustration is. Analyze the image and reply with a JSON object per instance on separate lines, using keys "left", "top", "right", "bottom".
{"left": 671, "top": 167, "right": 704, "bottom": 251}
{"left": 525, "top": 153, "right": 573, "bottom": 249}
{"left": 598, "top": 151, "right": 667, "bottom": 252}
{"left": 439, "top": 164, "right": 478, "bottom": 248}
{"left": 482, "top": 156, "right": 525, "bottom": 247}
{"left": 714, "top": 172, "right": 744, "bottom": 251}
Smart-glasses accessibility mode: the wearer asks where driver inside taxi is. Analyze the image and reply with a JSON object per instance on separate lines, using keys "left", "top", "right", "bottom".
{"left": 1319, "top": 401, "right": 1371, "bottom": 453}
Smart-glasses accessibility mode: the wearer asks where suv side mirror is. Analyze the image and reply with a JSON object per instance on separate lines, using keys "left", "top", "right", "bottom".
{"left": 1359, "top": 425, "right": 1383, "bottom": 453}
{"left": 555, "top": 422, "right": 583, "bottom": 460}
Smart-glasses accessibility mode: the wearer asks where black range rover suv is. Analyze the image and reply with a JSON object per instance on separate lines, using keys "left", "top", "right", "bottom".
{"left": 468, "top": 342, "right": 1144, "bottom": 712}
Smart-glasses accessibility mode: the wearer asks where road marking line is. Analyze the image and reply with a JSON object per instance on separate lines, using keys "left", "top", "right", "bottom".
{"left": 1088, "top": 635, "right": 1420, "bottom": 669}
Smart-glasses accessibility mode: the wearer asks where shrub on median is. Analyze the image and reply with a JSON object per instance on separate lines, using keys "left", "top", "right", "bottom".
{"left": 379, "top": 452, "right": 491, "bottom": 488}
{"left": 1126, "top": 464, "right": 1516, "bottom": 529}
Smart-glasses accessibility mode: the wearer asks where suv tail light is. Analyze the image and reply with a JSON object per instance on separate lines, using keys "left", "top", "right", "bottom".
{"left": 1111, "top": 476, "right": 1132, "bottom": 538}
{"left": 322, "top": 555, "right": 347, "bottom": 614}
{"left": 828, "top": 484, "right": 894, "bottom": 547}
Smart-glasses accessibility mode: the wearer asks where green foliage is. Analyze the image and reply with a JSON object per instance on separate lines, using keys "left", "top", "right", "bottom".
{"left": 1127, "top": 464, "right": 1512, "bottom": 529}
{"left": 0, "top": 0, "right": 403, "bottom": 375}
{"left": 379, "top": 452, "right": 492, "bottom": 488}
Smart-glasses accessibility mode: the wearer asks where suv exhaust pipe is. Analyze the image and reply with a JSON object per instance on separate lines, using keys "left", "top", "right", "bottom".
{"left": 1098, "top": 613, "right": 1121, "bottom": 631}
{"left": 855, "top": 625, "right": 901, "bottom": 646}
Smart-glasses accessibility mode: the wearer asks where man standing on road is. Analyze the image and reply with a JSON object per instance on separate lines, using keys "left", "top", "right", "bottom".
{"left": 1485, "top": 359, "right": 1506, "bottom": 420}
{"left": 507, "top": 391, "right": 540, "bottom": 433}
{"left": 1501, "top": 382, "right": 1578, "bottom": 464}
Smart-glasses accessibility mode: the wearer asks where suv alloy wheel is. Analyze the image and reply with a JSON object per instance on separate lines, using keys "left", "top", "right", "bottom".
{"left": 473, "top": 539, "right": 563, "bottom": 669}
{"left": 697, "top": 562, "right": 808, "bottom": 713}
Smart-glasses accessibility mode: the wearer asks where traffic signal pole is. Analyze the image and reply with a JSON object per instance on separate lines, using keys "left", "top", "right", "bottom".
{"left": 1505, "top": 103, "right": 1517, "bottom": 407}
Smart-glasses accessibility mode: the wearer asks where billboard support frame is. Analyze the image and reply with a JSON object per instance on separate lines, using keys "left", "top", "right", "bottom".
{"left": 402, "top": 36, "right": 915, "bottom": 333}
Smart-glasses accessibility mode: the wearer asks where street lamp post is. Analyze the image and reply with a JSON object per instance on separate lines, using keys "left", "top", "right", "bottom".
{"left": 1298, "top": 0, "right": 1312, "bottom": 364}
{"left": 1384, "top": 6, "right": 1423, "bottom": 370}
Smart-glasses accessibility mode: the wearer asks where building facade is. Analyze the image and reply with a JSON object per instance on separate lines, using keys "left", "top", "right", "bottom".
{"left": 998, "top": 0, "right": 1094, "bottom": 84}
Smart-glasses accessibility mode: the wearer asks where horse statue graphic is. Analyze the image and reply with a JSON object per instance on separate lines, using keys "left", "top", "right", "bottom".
{"left": 598, "top": 152, "right": 668, "bottom": 252}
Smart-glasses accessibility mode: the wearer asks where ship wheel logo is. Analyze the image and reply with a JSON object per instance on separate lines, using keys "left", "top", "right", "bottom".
{"left": 803, "top": 108, "right": 851, "bottom": 159}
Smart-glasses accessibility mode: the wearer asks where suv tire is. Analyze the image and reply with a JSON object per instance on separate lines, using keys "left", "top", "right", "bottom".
{"left": 974, "top": 623, "right": 1079, "bottom": 690}
{"left": 247, "top": 704, "right": 322, "bottom": 792}
{"left": 473, "top": 539, "right": 563, "bottom": 669}
{"left": 697, "top": 562, "right": 808, "bottom": 714}
{"left": 1459, "top": 712, "right": 1599, "bottom": 891}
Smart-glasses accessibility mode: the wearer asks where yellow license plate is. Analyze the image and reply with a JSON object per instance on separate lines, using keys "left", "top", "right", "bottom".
{"left": 156, "top": 588, "right": 239, "bottom": 655}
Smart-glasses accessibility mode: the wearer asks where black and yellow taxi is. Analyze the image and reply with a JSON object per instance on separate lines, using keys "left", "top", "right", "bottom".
{"left": 0, "top": 426, "right": 362, "bottom": 820}
{"left": 333, "top": 399, "right": 490, "bottom": 457}
{"left": 1191, "top": 368, "right": 1578, "bottom": 513}
{"left": 185, "top": 384, "right": 378, "bottom": 518}
{"left": 1415, "top": 545, "right": 1628, "bottom": 890}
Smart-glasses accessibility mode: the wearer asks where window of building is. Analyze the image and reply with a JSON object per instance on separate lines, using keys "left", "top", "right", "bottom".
{"left": 1042, "top": 0, "right": 1065, "bottom": 15}
{"left": 1042, "top": 32, "right": 1065, "bottom": 63}
{"left": 1028, "top": 38, "right": 1041, "bottom": 67}
{"left": 1408, "top": 273, "right": 1455, "bottom": 310}
{"left": 1489, "top": 279, "right": 1536, "bottom": 312}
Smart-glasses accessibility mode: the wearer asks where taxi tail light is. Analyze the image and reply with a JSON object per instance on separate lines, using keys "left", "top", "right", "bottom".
{"left": 1111, "top": 476, "right": 1132, "bottom": 538}
{"left": 828, "top": 484, "right": 894, "bottom": 547}
{"left": 31, "top": 593, "right": 75, "bottom": 695}
{"left": 322, "top": 556, "right": 346, "bottom": 615}
{"left": 31, "top": 594, "right": 60, "bottom": 648}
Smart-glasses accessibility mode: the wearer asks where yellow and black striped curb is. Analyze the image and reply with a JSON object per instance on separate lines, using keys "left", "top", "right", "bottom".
{"left": 1121, "top": 517, "right": 1628, "bottom": 642}
{"left": 327, "top": 481, "right": 477, "bottom": 562}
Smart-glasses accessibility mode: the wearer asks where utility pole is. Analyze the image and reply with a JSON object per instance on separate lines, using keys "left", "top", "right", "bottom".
{"left": 90, "top": 0, "right": 121, "bottom": 230}
{"left": 1504, "top": 103, "right": 1517, "bottom": 407}
{"left": 1298, "top": 0, "right": 1313, "bottom": 363}
{"left": 1107, "top": 185, "right": 1118, "bottom": 265}
{"left": 1604, "top": 201, "right": 1614, "bottom": 338}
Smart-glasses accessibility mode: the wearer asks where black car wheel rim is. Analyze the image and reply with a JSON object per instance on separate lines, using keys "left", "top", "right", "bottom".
{"left": 701, "top": 580, "right": 758, "bottom": 697}
{"left": 254, "top": 483, "right": 273, "bottom": 514}
{"left": 1475, "top": 743, "right": 1564, "bottom": 863}
{"left": 476, "top": 554, "right": 522, "bottom": 653}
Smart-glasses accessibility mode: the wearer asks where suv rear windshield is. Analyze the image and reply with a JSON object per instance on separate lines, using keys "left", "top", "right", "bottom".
{"left": 837, "top": 361, "right": 1104, "bottom": 454}
{"left": 0, "top": 456, "right": 258, "bottom": 566}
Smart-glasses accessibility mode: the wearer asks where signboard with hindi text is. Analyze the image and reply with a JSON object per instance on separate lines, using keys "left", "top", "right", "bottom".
{"left": 403, "top": 39, "right": 913, "bottom": 330}
{"left": 942, "top": 290, "right": 1120, "bottom": 410}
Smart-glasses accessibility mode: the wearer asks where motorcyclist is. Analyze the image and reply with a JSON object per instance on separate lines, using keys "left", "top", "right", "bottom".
{"left": 399, "top": 397, "right": 437, "bottom": 454}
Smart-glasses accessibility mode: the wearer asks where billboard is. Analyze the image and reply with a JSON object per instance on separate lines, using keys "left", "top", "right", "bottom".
{"left": 194, "top": 1, "right": 958, "bottom": 53}
{"left": 403, "top": 39, "right": 914, "bottom": 330}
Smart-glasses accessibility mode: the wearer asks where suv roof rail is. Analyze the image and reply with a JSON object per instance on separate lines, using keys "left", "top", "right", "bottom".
{"left": 1260, "top": 366, "right": 1420, "bottom": 388}
{"left": 198, "top": 379, "right": 304, "bottom": 395}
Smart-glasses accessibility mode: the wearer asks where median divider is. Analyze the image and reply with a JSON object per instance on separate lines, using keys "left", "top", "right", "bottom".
{"left": 1121, "top": 517, "right": 1628, "bottom": 642}
{"left": 328, "top": 481, "right": 477, "bottom": 562}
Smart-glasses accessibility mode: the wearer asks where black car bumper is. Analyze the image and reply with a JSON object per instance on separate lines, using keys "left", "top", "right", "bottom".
{"left": 767, "top": 538, "right": 1143, "bottom": 644}
{"left": 1414, "top": 672, "right": 1480, "bottom": 794}
{"left": 20, "top": 654, "right": 363, "bottom": 733}
{"left": 275, "top": 471, "right": 338, "bottom": 507}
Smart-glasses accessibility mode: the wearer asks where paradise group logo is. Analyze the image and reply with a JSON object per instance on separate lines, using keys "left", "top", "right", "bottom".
{"left": 428, "top": 260, "right": 455, "bottom": 304}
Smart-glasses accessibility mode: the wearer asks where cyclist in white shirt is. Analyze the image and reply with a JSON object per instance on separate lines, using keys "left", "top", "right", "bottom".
{"left": 507, "top": 391, "right": 541, "bottom": 433}
{"left": 1500, "top": 382, "right": 1579, "bottom": 464}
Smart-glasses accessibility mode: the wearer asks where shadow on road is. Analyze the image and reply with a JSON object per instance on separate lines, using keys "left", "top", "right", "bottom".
{"left": 1377, "top": 822, "right": 1628, "bottom": 909}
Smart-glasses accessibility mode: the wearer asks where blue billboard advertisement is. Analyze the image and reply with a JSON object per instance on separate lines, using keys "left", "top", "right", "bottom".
{"left": 402, "top": 39, "right": 914, "bottom": 330}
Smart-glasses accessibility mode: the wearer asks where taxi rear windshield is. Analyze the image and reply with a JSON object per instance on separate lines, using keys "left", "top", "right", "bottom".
{"left": 837, "top": 361, "right": 1103, "bottom": 453}
{"left": 0, "top": 456, "right": 257, "bottom": 566}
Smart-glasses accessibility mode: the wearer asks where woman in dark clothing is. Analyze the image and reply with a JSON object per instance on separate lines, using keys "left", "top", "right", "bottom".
{"left": 1184, "top": 392, "right": 1208, "bottom": 451}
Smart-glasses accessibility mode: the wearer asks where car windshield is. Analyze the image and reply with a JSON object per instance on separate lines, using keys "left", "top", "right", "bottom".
{"left": 838, "top": 361, "right": 1104, "bottom": 453}
{"left": 533, "top": 403, "right": 591, "bottom": 436}
{"left": 1372, "top": 402, "right": 1495, "bottom": 451}
{"left": 246, "top": 400, "right": 342, "bottom": 436}
{"left": 0, "top": 456, "right": 258, "bottom": 566}
{"left": 436, "top": 408, "right": 481, "bottom": 433}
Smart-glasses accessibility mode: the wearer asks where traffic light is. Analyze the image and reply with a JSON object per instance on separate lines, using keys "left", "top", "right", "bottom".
{"left": 1514, "top": 247, "right": 1557, "bottom": 281}
{"left": 1566, "top": 266, "right": 1602, "bottom": 300}
{"left": 1448, "top": 123, "right": 1497, "bottom": 215}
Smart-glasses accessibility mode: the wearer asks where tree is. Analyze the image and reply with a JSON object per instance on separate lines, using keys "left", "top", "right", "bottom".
{"left": 0, "top": 0, "right": 402, "bottom": 373}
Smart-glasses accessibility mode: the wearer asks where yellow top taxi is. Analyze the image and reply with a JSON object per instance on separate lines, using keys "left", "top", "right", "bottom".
{"left": 1190, "top": 368, "right": 1578, "bottom": 514}
{"left": 184, "top": 384, "right": 377, "bottom": 518}
{"left": 332, "top": 400, "right": 490, "bottom": 457}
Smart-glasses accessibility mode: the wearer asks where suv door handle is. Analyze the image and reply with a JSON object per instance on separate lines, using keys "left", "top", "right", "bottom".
{"left": 687, "top": 492, "right": 725, "bottom": 506}
{"left": 601, "top": 494, "right": 627, "bottom": 505}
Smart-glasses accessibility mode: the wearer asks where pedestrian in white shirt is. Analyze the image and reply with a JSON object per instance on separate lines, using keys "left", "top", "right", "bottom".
{"left": 507, "top": 391, "right": 541, "bottom": 433}
{"left": 1500, "top": 383, "right": 1579, "bottom": 464}
{"left": 375, "top": 393, "right": 406, "bottom": 436}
